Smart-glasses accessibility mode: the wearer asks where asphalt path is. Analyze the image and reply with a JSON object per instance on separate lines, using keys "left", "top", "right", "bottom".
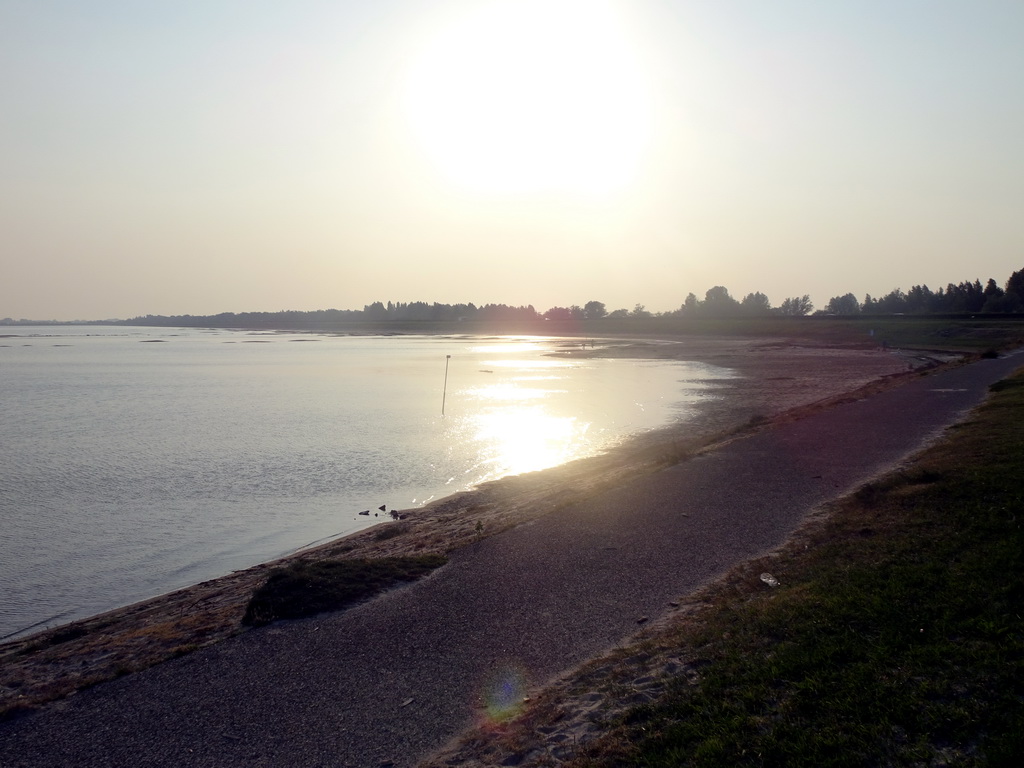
{"left": 2, "top": 352, "right": 1021, "bottom": 768}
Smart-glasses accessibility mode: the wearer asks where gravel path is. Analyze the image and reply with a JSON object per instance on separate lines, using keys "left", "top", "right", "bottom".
{"left": 1, "top": 351, "right": 1020, "bottom": 768}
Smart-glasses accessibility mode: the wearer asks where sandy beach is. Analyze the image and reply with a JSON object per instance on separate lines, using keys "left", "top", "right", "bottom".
{"left": 0, "top": 335, "right": 949, "bottom": 721}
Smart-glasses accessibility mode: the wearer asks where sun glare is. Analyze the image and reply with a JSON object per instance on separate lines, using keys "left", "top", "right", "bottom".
{"left": 474, "top": 407, "right": 584, "bottom": 476}
{"left": 403, "top": 0, "right": 651, "bottom": 197}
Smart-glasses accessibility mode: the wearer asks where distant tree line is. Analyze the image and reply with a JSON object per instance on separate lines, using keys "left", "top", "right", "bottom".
{"left": 821, "top": 268, "right": 1024, "bottom": 315}
{"left": 666, "top": 287, "right": 816, "bottom": 318}
{"left": 361, "top": 301, "right": 540, "bottom": 323}
{"left": 8, "top": 266, "right": 1020, "bottom": 328}
{"left": 290, "top": 264, "right": 1024, "bottom": 325}
{"left": 117, "top": 308, "right": 365, "bottom": 329}
{"left": 355, "top": 292, "right": 820, "bottom": 323}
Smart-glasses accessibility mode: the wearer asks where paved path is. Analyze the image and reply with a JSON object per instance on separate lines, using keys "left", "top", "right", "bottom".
{"left": 2, "top": 352, "right": 1021, "bottom": 768}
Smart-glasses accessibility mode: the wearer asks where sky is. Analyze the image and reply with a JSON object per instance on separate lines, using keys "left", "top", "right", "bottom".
{"left": 2, "top": 0, "right": 1023, "bottom": 321}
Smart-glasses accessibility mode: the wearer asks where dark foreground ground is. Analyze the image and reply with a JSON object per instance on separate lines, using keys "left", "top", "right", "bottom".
{"left": 0, "top": 347, "right": 1020, "bottom": 766}
{"left": 0, "top": 336, "right": 919, "bottom": 717}
{"left": 431, "top": 357, "right": 1024, "bottom": 768}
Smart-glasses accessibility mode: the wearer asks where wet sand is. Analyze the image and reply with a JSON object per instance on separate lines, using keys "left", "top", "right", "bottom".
{"left": 0, "top": 336, "right": 948, "bottom": 719}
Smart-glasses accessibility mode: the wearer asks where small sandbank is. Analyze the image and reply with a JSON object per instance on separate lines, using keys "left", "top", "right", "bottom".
{"left": 0, "top": 336, "right": 951, "bottom": 718}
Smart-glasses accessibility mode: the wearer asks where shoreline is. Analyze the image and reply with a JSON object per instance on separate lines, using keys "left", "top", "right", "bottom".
{"left": 0, "top": 336, "right": 953, "bottom": 719}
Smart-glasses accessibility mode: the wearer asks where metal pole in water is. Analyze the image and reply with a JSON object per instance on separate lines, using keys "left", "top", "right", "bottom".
{"left": 442, "top": 354, "right": 451, "bottom": 415}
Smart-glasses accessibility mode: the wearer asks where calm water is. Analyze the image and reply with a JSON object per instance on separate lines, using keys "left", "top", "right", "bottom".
{"left": 0, "top": 327, "right": 731, "bottom": 639}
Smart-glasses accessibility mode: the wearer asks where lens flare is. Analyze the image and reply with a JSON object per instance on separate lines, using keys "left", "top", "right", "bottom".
{"left": 482, "top": 665, "right": 527, "bottom": 724}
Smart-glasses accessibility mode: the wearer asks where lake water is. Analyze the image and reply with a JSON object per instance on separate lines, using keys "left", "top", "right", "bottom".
{"left": 0, "top": 327, "right": 732, "bottom": 640}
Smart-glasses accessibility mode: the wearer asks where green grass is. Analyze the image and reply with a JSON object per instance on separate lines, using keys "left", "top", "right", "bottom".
{"left": 242, "top": 554, "right": 447, "bottom": 626}
{"left": 572, "top": 370, "right": 1024, "bottom": 767}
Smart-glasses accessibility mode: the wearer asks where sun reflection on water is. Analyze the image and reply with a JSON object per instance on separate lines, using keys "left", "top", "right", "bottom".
{"left": 464, "top": 383, "right": 557, "bottom": 403}
{"left": 486, "top": 358, "right": 573, "bottom": 370}
{"left": 473, "top": 406, "right": 587, "bottom": 476}
{"left": 440, "top": 339, "right": 728, "bottom": 491}
{"left": 458, "top": 358, "right": 597, "bottom": 477}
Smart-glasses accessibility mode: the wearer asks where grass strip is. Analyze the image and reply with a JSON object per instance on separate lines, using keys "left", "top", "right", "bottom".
{"left": 242, "top": 554, "right": 447, "bottom": 626}
{"left": 575, "top": 371, "right": 1024, "bottom": 767}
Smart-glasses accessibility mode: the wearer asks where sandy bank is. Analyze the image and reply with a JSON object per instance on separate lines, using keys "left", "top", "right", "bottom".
{"left": 0, "top": 336, "right": 950, "bottom": 718}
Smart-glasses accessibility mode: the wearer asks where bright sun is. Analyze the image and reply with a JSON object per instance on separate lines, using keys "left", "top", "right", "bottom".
{"left": 402, "top": 0, "right": 651, "bottom": 197}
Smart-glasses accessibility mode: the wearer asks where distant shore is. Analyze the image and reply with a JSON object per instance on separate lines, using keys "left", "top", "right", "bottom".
{"left": 0, "top": 335, "right": 951, "bottom": 718}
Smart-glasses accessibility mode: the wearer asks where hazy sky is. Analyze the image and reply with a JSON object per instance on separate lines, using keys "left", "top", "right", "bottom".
{"left": 3, "top": 0, "right": 1022, "bottom": 320}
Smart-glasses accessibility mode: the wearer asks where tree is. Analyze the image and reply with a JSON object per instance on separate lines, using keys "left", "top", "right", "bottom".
{"left": 943, "top": 281, "right": 986, "bottom": 313}
{"left": 478, "top": 304, "right": 541, "bottom": 322}
{"left": 966, "top": 280, "right": 986, "bottom": 312}
{"left": 583, "top": 300, "right": 607, "bottom": 320}
{"left": 777, "top": 295, "right": 814, "bottom": 316}
{"left": 702, "top": 286, "right": 740, "bottom": 316}
{"left": 740, "top": 292, "right": 772, "bottom": 315}
{"left": 543, "top": 306, "right": 572, "bottom": 322}
{"left": 681, "top": 292, "right": 700, "bottom": 315}
{"left": 905, "top": 285, "right": 935, "bottom": 314}
{"left": 981, "top": 292, "right": 1023, "bottom": 313}
{"left": 1006, "top": 268, "right": 1024, "bottom": 303}
{"left": 980, "top": 278, "right": 1005, "bottom": 312}
{"left": 630, "top": 303, "right": 651, "bottom": 318}
{"left": 990, "top": 268, "right": 1024, "bottom": 313}
{"left": 981, "top": 277, "right": 1018, "bottom": 313}
{"left": 825, "top": 293, "right": 860, "bottom": 315}
{"left": 875, "top": 288, "right": 908, "bottom": 314}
